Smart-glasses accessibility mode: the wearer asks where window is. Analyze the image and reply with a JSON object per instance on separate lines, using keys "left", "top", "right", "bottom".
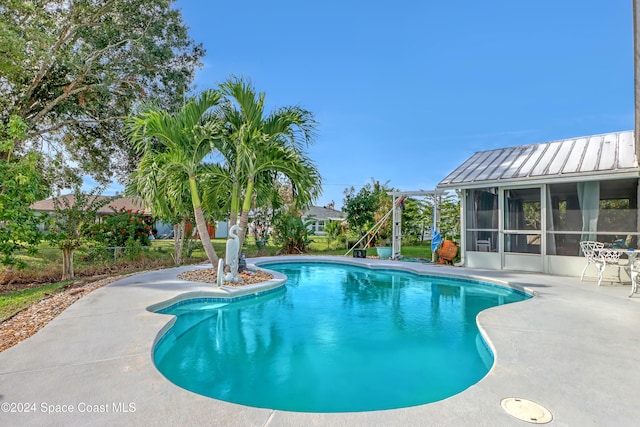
{"left": 504, "top": 188, "right": 541, "bottom": 254}
{"left": 465, "top": 188, "right": 498, "bottom": 252}
{"left": 546, "top": 179, "right": 639, "bottom": 256}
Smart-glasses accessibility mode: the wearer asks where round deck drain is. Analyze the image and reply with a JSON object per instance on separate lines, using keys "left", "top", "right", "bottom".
{"left": 501, "top": 398, "right": 553, "bottom": 424}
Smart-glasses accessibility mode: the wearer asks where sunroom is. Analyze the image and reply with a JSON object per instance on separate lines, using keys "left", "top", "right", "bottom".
{"left": 437, "top": 130, "right": 640, "bottom": 277}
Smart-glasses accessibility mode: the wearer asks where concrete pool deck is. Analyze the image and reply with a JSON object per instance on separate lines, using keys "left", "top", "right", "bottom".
{"left": 1, "top": 255, "right": 639, "bottom": 426}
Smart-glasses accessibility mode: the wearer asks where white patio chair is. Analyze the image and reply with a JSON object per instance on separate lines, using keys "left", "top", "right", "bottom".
{"left": 630, "top": 260, "right": 640, "bottom": 297}
{"left": 594, "top": 248, "right": 623, "bottom": 287}
{"left": 580, "top": 241, "right": 604, "bottom": 281}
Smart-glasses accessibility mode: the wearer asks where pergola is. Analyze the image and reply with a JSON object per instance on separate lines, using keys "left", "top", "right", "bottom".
{"left": 387, "top": 190, "right": 448, "bottom": 261}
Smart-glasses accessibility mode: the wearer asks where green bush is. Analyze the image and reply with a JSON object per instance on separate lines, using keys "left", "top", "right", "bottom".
{"left": 324, "top": 220, "right": 344, "bottom": 250}
{"left": 89, "top": 208, "right": 153, "bottom": 247}
{"left": 124, "top": 237, "right": 143, "bottom": 261}
{"left": 79, "top": 244, "right": 111, "bottom": 263}
{"left": 272, "top": 212, "right": 314, "bottom": 254}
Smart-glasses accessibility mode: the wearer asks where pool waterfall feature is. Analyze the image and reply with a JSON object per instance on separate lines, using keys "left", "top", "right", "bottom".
{"left": 151, "top": 259, "right": 532, "bottom": 413}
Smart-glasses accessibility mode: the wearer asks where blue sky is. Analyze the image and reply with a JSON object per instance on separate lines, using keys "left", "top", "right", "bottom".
{"left": 169, "top": 0, "right": 633, "bottom": 209}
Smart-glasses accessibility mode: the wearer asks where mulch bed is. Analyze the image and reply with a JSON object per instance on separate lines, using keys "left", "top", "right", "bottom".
{"left": 0, "top": 267, "right": 273, "bottom": 353}
{"left": 177, "top": 268, "right": 273, "bottom": 286}
{"left": 0, "top": 275, "right": 125, "bottom": 352}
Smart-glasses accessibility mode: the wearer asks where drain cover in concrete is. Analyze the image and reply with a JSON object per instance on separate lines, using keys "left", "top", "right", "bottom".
{"left": 501, "top": 398, "right": 553, "bottom": 424}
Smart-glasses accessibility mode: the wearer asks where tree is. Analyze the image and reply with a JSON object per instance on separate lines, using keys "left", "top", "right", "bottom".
{"left": 439, "top": 193, "right": 461, "bottom": 240}
{"left": 400, "top": 193, "right": 459, "bottom": 244}
{"left": 272, "top": 209, "right": 315, "bottom": 254}
{"left": 127, "top": 141, "right": 200, "bottom": 266}
{"left": 47, "top": 187, "right": 110, "bottom": 281}
{"left": 342, "top": 184, "right": 378, "bottom": 246}
{"left": 126, "top": 90, "right": 222, "bottom": 266}
{"left": 0, "top": 0, "right": 204, "bottom": 186}
{"left": 370, "top": 179, "right": 394, "bottom": 245}
{"left": 0, "top": 116, "right": 48, "bottom": 270}
{"left": 324, "top": 220, "right": 344, "bottom": 250}
{"left": 212, "top": 76, "right": 322, "bottom": 252}
{"left": 89, "top": 207, "right": 153, "bottom": 247}
{"left": 401, "top": 197, "right": 430, "bottom": 244}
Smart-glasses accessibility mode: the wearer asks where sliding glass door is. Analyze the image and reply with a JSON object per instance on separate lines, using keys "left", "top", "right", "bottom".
{"left": 503, "top": 187, "right": 542, "bottom": 271}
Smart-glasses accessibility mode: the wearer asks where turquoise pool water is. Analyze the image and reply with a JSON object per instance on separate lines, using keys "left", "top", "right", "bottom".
{"left": 153, "top": 262, "right": 530, "bottom": 412}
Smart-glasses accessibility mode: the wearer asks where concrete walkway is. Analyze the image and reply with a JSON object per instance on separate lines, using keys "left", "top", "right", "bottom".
{"left": 1, "top": 256, "right": 639, "bottom": 426}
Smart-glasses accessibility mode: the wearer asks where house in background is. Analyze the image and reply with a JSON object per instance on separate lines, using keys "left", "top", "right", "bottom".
{"left": 302, "top": 202, "right": 346, "bottom": 235}
{"left": 437, "top": 130, "right": 640, "bottom": 277}
{"left": 31, "top": 194, "right": 228, "bottom": 239}
{"left": 30, "top": 195, "right": 152, "bottom": 232}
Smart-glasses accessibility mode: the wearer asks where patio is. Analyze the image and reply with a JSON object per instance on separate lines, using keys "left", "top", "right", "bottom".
{"left": 1, "top": 256, "right": 639, "bottom": 426}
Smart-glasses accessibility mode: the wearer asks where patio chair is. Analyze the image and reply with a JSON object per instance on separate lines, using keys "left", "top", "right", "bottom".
{"left": 580, "top": 241, "right": 604, "bottom": 282}
{"left": 630, "top": 260, "right": 640, "bottom": 297}
{"left": 594, "top": 248, "right": 623, "bottom": 287}
{"left": 476, "top": 238, "right": 491, "bottom": 252}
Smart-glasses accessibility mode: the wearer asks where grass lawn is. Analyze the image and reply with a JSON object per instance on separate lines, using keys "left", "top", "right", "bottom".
{"left": 0, "top": 281, "right": 73, "bottom": 322}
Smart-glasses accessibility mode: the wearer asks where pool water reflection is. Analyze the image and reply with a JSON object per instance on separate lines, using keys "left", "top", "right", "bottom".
{"left": 154, "top": 262, "right": 530, "bottom": 412}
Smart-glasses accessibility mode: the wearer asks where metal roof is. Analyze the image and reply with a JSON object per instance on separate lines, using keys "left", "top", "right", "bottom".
{"left": 437, "top": 130, "right": 639, "bottom": 189}
{"left": 302, "top": 205, "right": 345, "bottom": 221}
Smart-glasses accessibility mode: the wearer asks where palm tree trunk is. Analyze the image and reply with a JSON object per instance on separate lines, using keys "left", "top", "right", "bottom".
{"left": 229, "top": 179, "right": 240, "bottom": 227}
{"left": 189, "top": 176, "right": 219, "bottom": 265}
{"left": 194, "top": 205, "right": 218, "bottom": 265}
{"left": 61, "top": 248, "right": 75, "bottom": 281}
{"left": 237, "top": 209, "right": 250, "bottom": 254}
{"left": 173, "top": 218, "right": 186, "bottom": 265}
{"left": 236, "top": 177, "right": 255, "bottom": 253}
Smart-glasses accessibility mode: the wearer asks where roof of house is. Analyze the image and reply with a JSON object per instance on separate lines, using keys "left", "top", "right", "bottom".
{"left": 31, "top": 195, "right": 152, "bottom": 215}
{"left": 303, "top": 205, "right": 345, "bottom": 221}
{"left": 438, "top": 130, "right": 639, "bottom": 189}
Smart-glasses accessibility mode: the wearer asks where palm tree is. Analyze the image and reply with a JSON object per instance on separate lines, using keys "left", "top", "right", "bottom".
{"left": 126, "top": 154, "right": 193, "bottom": 265}
{"left": 211, "top": 76, "right": 322, "bottom": 250}
{"left": 126, "top": 90, "right": 222, "bottom": 266}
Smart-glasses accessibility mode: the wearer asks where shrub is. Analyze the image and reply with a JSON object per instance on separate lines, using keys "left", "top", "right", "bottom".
{"left": 324, "top": 220, "right": 343, "bottom": 250}
{"left": 124, "top": 236, "right": 143, "bottom": 261}
{"left": 89, "top": 208, "right": 152, "bottom": 247}
{"left": 272, "top": 211, "right": 314, "bottom": 254}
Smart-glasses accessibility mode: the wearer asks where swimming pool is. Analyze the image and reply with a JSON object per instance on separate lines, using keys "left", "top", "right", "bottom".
{"left": 153, "top": 261, "right": 530, "bottom": 412}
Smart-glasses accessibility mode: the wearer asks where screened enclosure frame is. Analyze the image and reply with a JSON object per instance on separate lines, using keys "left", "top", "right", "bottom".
{"left": 462, "top": 178, "right": 640, "bottom": 259}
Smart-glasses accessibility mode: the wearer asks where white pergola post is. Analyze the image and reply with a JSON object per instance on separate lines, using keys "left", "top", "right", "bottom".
{"left": 432, "top": 192, "right": 442, "bottom": 262}
{"left": 392, "top": 195, "right": 402, "bottom": 260}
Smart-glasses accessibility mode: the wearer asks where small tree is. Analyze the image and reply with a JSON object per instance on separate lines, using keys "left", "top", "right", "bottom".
{"left": 439, "top": 194, "right": 461, "bottom": 241}
{"left": 401, "top": 197, "right": 430, "bottom": 244}
{"left": 272, "top": 210, "right": 314, "bottom": 254}
{"left": 324, "top": 220, "right": 343, "bottom": 250}
{"left": 342, "top": 185, "right": 377, "bottom": 247}
{"left": 48, "top": 187, "right": 109, "bottom": 281}
{"left": 371, "top": 179, "right": 394, "bottom": 245}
